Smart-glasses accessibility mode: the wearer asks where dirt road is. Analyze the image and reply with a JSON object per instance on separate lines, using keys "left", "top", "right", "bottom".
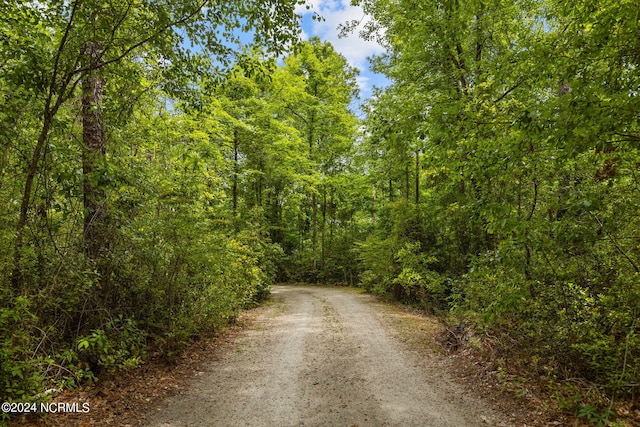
{"left": 145, "top": 285, "right": 509, "bottom": 426}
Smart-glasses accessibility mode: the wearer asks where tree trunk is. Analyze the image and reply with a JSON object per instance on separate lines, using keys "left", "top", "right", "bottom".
{"left": 308, "top": 108, "right": 317, "bottom": 273}
{"left": 372, "top": 184, "right": 377, "bottom": 225}
{"left": 12, "top": 1, "right": 79, "bottom": 291}
{"left": 328, "top": 188, "right": 334, "bottom": 253}
{"left": 232, "top": 129, "right": 238, "bottom": 221}
{"left": 321, "top": 187, "right": 326, "bottom": 266}
{"left": 312, "top": 192, "right": 317, "bottom": 272}
{"left": 12, "top": 113, "right": 54, "bottom": 292}
{"left": 415, "top": 150, "right": 420, "bottom": 205}
{"left": 257, "top": 166, "right": 263, "bottom": 208}
{"left": 82, "top": 44, "right": 107, "bottom": 261}
{"left": 404, "top": 162, "right": 410, "bottom": 201}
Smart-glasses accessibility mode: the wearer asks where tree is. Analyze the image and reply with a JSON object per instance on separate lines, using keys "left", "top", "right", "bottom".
{"left": 214, "top": 64, "right": 308, "bottom": 240}
{"left": 5, "top": 0, "right": 305, "bottom": 291}
{"left": 353, "top": 0, "right": 640, "bottom": 405}
{"left": 0, "top": 0, "right": 310, "bottom": 402}
{"left": 277, "top": 37, "right": 360, "bottom": 278}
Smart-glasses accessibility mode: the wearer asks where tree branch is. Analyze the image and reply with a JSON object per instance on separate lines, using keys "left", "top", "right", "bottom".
{"left": 589, "top": 211, "right": 640, "bottom": 273}
{"left": 75, "top": 0, "right": 211, "bottom": 76}
{"left": 493, "top": 79, "right": 524, "bottom": 104}
{"left": 286, "top": 105, "right": 309, "bottom": 125}
{"left": 613, "top": 132, "right": 640, "bottom": 142}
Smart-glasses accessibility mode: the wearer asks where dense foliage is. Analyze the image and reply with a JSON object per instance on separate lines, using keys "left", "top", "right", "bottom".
{"left": 2, "top": 0, "right": 639, "bottom": 422}
{"left": 352, "top": 0, "right": 640, "bottom": 414}
{"left": 0, "top": 0, "right": 361, "bottom": 405}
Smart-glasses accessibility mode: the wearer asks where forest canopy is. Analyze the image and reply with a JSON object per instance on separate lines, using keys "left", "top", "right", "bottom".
{"left": 1, "top": 0, "right": 639, "bottom": 422}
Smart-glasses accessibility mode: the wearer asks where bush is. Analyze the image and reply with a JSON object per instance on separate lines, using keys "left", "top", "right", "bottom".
{"left": 0, "top": 297, "right": 45, "bottom": 401}
{"left": 76, "top": 316, "right": 146, "bottom": 373}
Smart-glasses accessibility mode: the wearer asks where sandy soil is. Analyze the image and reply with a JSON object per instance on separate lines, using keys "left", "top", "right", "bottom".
{"left": 144, "top": 285, "right": 511, "bottom": 427}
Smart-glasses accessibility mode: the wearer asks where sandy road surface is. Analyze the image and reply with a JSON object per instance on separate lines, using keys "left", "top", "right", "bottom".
{"left": 145, "top": 285, "right": 508, "bottom": 426}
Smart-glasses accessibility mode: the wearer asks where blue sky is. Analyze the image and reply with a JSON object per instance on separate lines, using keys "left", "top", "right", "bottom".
{"left": 294, "top": 0, "right": 389, "bottom": 108}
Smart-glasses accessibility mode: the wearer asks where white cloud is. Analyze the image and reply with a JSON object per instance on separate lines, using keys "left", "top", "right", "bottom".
{"left": 296, "top": 0, "right": 390, "bottom": 103}
{"left": 356, "top": 75, "right": 369, "bottom": 92}
{"left": 298, "top": 0, "right": 385, "bottom": 72}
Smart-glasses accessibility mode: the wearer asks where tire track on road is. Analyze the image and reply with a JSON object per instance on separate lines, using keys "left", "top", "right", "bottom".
{"left": 145, "top": 285, "right": 508, "bottom": 427}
